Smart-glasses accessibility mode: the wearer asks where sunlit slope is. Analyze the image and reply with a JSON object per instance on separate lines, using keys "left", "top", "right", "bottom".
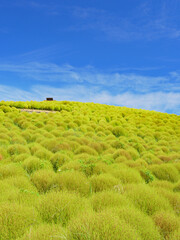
{"left": 0, "top": 101, "right": 180, "bottom": 240}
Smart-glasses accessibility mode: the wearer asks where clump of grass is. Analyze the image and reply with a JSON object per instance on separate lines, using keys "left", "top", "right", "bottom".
{"left": 149, "top": 164, "right": 179, "bottom": 182}
{"left": 143, "top": 152, "right": 163, "bottom": 165}
{"left": 111, "top": 166, "right": 143, "bottom": 184}
{"left": 127, "top": 147, "right": 140, "bottom": 160}
{"left": 153, "top": 211, "right": 180, "bottom": 239}
{"left": 112, "top": 126, "right": 127, "bottom": 137}
{"left": 173, "top": 180, "right": 180, "bottom": 192}
{"left": 31, "top": 169, "right": 56, "bottom": 193}
{"left": 0, "top": 202, "right": 39, "bottom": 240}
{"left": 10, "top": 136, "right": 27, "bottom": 145}
{"left": 125, "top": 183, "right": 172, "bottom": 215}
{"left": 34, "top": 148, "right": 53, "bottom": 160}
{"left": 55, "top": 170, "right": 90, "bottom": 196}
{"left": 50, "top": 152, "right": 71, "bottom": 171}
{"left": 61, "top": 160, "right": 81, "bottom": 172}
{"left": 150, "top": 180, "right": 174, "bottom": 191}
{"left": 93, "top": 162, "right": 111, "bottom": 175}
{"left": 75, "top": 146, "right": 98, "bottom": 156}
{"left": 37, "top": 191, "right": 90, "bottom": 225}
{"left": 168, "top": 228, "right": 180, "bottom": 240}
{"left": 114, "top": 206, "right": 162, "bottom": 240}
{"left": 113, "top": 149, "right": 132, "bottom": 160}
{"left": 11, "top": 153, "right": 30, "bottom": 163}
{"left": 3, "top": 175, "right": 36, "bottom": 192}
{"left": 0, "top": 163, "right": 25, "bottom": 179}
{"left": 19, "top": 224, "right": 68, "bottom": 240}
{"left": 90, "top": 173, "right": 119, "bottom": 192}
{"left": 91, "top": 190, "right": 132, "bottom": 212}
{"left": 23, "top": 156, "right": 52, "bottom": 174}
{"left": 68, "top": 209, "right": 142, "bottom": 240}
{"left": 156, "top": 188, "right": 180, "bottom": 216}
{"left": 7, "top": 144, "right": 30, "bottom": 155}
{"left": 0, "top": 181, "right": 19, "bottom": 202}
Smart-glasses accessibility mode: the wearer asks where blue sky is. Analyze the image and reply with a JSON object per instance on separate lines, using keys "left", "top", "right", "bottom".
{"left": 0, "top": 0, "right": 180, "bottom": 114}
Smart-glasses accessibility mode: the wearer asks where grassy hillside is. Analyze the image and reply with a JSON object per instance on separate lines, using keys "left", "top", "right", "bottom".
{"left": 0, "top": 100, "right": 180, "bottom": 240}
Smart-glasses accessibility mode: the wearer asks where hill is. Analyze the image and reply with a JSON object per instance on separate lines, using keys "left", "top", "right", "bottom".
{"left": 0, "top": 100, "right": 180, "bottom": 240}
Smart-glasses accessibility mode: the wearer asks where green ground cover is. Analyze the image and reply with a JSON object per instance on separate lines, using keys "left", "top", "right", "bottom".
{"left": 0, "top": 100, "right": 180, "bottom": 239}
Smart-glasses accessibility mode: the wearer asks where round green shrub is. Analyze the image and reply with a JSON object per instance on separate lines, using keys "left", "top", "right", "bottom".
{"left": 149, "top": 164, "right": 179, "bottom": 182}
{"left": 23, "top": 156, "right": 52, "bottom": 174}
{"left": 18, "top": 224, "right": 68, "bottom": 240}
{"left": 0, "top": 163, "right": 25, "bottom": 179}
{"left": 90, "top": 173, "right": 119, "bottom": 192}
{"left": 31, "top": 169, "right": 56, "bottom": 193}
{"left": 91, "top": 190, "right": 132, "bottom": 212}
{"left": 114, "top": 206, "right": 162, "bottom": 240}
{"left": 0, "top": 202, "right": 39, "bottom": 240}
{"left": 7, "top": 144, "right": 30, "bottom": 155}
{"left": 55, "top": 170, "right": 90, "bottom": 196}
{"left": 50, "top": 152, "right": 71, "bottom": 171}
{"left": 37, "top": 191, "right": 90, "bottom": 225}
{"left": 153, "top": 211, "right": 180, "bottom": 239}
{"left": 125, "top": 184, "right": 172, "bottom": 215}
{"left": 68, "top": 209, "right": 142, "bottom": 240}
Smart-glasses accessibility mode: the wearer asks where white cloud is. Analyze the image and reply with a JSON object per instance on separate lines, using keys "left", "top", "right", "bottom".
{"left": 0, "top": 84, "right": 180, "bottom": 114}
{"left": 0, "top": 62, "right": 180, "bottom": 93}
{"left": 70, "top": 2, "right": 180, "bottom": 41}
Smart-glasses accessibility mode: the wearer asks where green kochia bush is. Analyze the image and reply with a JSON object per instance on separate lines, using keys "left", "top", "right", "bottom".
{"left": 75, "top": 146, "right": 98, "bottom": 156}
{"left": 114, "top": 206, "right": 162, "bottom": 240}
{"left": 37, "top": 191, "right": 90, "bottom": 226}
{"left": 0, "top": 202, "right": 39, "bottom": 240}
{"left": 0, "top": 163, "right": 25, "bottom": 179}
{"left": 31, "top": 169, "right": 56, "bottom": 193}
{"left": 152, "top": 211, "right": 180, "bottom": 239}
{"left": 7, "top": 144, "right": 30, "bottom": 155}
{"left": 50, "top": 152, "right": 71, "bottom": 171}
{"left": 125, "top": 184, "right": 172, "bottom": 215}
{"left": 90, "top": 173, "right": 119, "bottom": 192}
{"left": 149, "top": 164, "right": 180, "bottom": 182}
{"left": 18, "top": 224, "right": 68, "bottom": 240}
{"left": 55, "top": 170, "right": 90, "bottom": 196}
{"left": 111, "top": 166, "right": 143, "bottom": 184}
{"left": 91, "top": 190, "right": 132, "bottom": 212}
{"left": 68, "top": 209, "right": 142, "bottom": 240}
{"left": 23, "top": 156, "right": 52, "bottom": 174}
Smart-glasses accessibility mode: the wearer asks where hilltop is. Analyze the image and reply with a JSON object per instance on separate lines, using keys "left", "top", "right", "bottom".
{"left": 0, "top": 101, "right": 180, "bottom": 240}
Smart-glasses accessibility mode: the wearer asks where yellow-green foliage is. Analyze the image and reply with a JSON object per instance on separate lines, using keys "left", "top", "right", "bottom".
{"left": 19, "top": 224, "right": 68, "bottom": 240}
{"left": 114, "top": 206, "right": 162, "bottom": 240}
{"left": 149, "top": 164, "right": 180, "bottom": 182}
{"left": 68, "top": 209, "right": 142, "bottom": 240}
{"left": 174, "top": 180, "right": 180, "bottom": 192}
{"left": 50, "top": 152, "right": 71, "bottom": 171}
{"left": 7, "top": 144, "right": 30, "bottom": 155}
{"left": 31, "top": 169, "right": 56, "bottom": 193}
{"left": 37, "top": 191, "right": 90, "bottom": 225}
{"left": 90, "top": 173, "right": 119, "bottom": 192}
{"left": 0, "top": 100, "right": 180, "bottom": 238}
{"left": 23, "top": 156, "right": 52, "bottom": 174}
{"left": 125, "top": 184, "right": 172, "bottom": 215}
{"left": 111, "top": 166, "right": 143, "bottom": 183}
{"left": 55, "top": 170, "right": 90, "bottom": 196}
{"left": 0, "top": 203, "right": 39, "bottom": 240}
{"left": 153, "top": 211, "right": 180, "bottom": 239}
{"left": 0, "top": 163, "right": 25, "bottom": 179}
{"left": 91, "top": 190, "right": 132, "bottom": 211}
{"left": 169, "top": 228, "right": 180, "bottom": 240}
{"left": 75, "top": 145, "right": 98, "bottom": 155}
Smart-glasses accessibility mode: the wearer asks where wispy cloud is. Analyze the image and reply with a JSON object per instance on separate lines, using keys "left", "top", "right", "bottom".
{"left": 0, "top": 62, "right": 179, "bottom": 93}
{"left": 69, "top": 1, "right": 180, "bottom": 41}
{"left": 0, "top": 84, "right": 180, "bottom": 114}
